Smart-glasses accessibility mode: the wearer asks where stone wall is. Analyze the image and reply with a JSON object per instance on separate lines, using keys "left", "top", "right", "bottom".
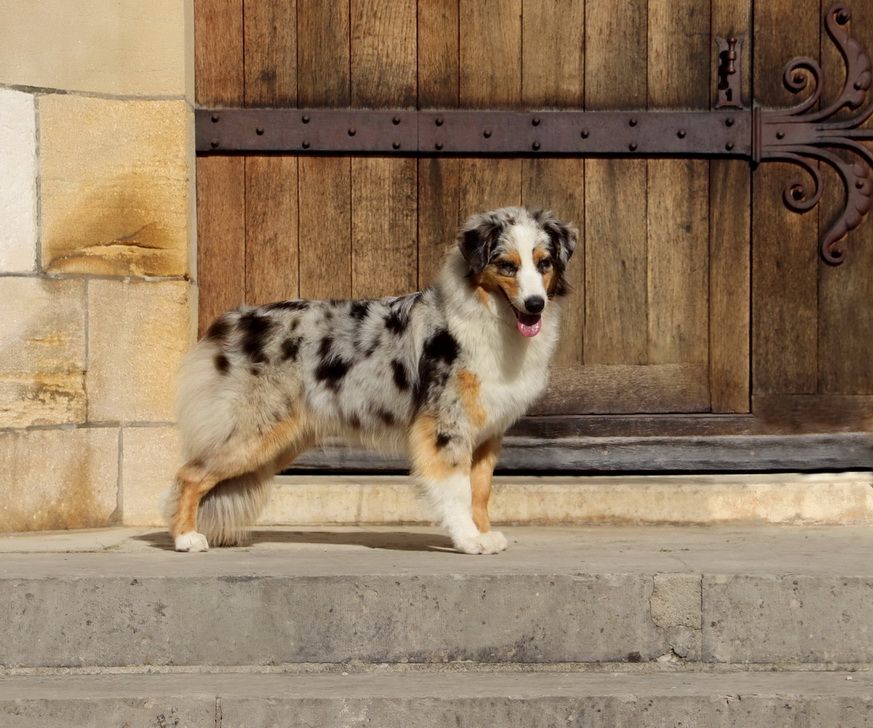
{"left": 0, "top": 0, "right": 195, "bottom": 531}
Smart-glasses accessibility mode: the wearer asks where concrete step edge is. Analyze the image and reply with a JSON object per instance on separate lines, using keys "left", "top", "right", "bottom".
{"left": 2, "top": 670, "right": 871, "bottom": 728}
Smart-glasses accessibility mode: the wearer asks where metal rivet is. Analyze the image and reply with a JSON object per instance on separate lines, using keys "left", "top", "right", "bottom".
{"left": 210, "top": 139, "right": 220, "bottom": 148}
{"left": 210, "top": 113, "right": 220, "bottom": 123}
{"left": 629, "top": 142, "right": 638, "bottom": 151}
{"left": 302, "top": 115, "right": 310, "bottom": 124}
{"left": 435, "top": 142, "right": 444, "bottom": 150}
{"left": 725, "top": 117, "right": 735, "bottom": 127}
{"left": 392, "top": 141, "right": 401, "bottom": 150}
{"left": 629, "top": 118, "right": 638, "bottom": 127}
{"left": 255, "top": 127, "right": 265, "bottom": 135}
{"left": 532, "top": 117, "right": 541, "bottom": 126}
{"left": 532, "top": 141, "right": 541, "bottom": 151}
{"left": 725, "top": 142, "right": 735, "bottom": 151}
{"left": 776, "top": 131, "right": 785, "bottom": 139}
{"left": 348, "top": 128, "right": 356, "bottom": 136}
{"left": 435, "top": 118, "right": 444, "bottom": 126}
{"left": 677, "top": 129, "right": 686, "bottom": 138}
{"left": 302, "top": 140, "right": 311, "bottom": 149}
{"left": 580, "top": 130, "right": 589, "bottom": 139}
{"left": 392, "top": 116, "right": 401, "bottom": 125}
{"left": 483, "top": 129, "right": 492, "bottom": 138}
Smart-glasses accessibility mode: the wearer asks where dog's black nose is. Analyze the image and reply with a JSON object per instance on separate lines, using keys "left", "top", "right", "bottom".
{"left": 524, "top": 296, "right": 545, "bottom": 314}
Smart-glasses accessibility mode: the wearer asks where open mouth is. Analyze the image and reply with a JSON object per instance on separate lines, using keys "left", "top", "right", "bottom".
{"left": 513, "top": 308, "right": 542, "bottom": 337}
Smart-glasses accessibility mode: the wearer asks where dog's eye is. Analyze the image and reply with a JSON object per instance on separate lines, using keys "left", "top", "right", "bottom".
{"left": 497, "top": 262, "right": 518, "bottom": 277}
{"left": 536, "top": 258, "right": 553, "bottom": 273}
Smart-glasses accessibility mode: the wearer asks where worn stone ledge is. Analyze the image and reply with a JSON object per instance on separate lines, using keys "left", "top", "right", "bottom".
{"left": 1, "top": 669, "right": 871, "bottom": 728}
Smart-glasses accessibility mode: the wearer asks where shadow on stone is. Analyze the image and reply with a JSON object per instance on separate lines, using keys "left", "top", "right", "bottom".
{"left": 133, "top": 529, "right": 453, "bottom": 553}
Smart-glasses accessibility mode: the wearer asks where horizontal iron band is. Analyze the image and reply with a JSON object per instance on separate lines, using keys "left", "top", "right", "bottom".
{"left": 196, "top": 108, "right": 752, "bottom": 157}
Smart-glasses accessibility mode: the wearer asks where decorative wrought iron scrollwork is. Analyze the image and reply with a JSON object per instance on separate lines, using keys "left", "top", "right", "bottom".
{"left": 760, "top": 3, "right": 873, "bottom": 264}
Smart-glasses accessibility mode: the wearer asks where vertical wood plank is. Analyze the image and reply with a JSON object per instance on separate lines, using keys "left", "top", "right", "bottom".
{"left": 243, "top": 0, "right": 297, "bottom": 106}
{"left": 194, "top": 0, "right": 245, "bottom": 334}
{"left": 194, "top": 0, "right": 244, "bottom": 106}
{"left": 817, "top": 5, "right": 873, "bottom": 394}
{"left": 244, "top": 157, "right": 298, "bottom": 305}
{"left": 459, "top": 0, "right": 523, "bottom": 222}
{"left": 646, "top": 0, "right": 710, "bottom": 368}
{"left": 521, "top": 0, "right": 585, "bottom": 367}
{"left": 243, "top": 0, "right": 298, "bottom": 305}
{"left": 350, "top": 0, "right": 418, "bottom": 299}
{"left": 752, "top": 0, "right": 820, "bottom": 394}
{"left": 584, "top": 0, "right": 647, "bottom": 365}
{"left": 197, "top": 157, "right": 246, "bottom": 333}
{"left": 297, "top": 0, "right": 352, "bottom": 299}
{"left": 710, "top": 0, "right": 751, "bottom": 412}
{"left": 418, "top": 0, "right": 460, "bottom": 287}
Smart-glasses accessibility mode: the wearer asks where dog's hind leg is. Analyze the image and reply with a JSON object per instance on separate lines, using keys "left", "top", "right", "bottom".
{"left": 409, "top": 416, "right": 507, "bottom": 555}
{"left": 470, "top": 436, "right": 507, "bottom": 553}
{"left": 166, "top": 416, "right": 311, "bottom": 552}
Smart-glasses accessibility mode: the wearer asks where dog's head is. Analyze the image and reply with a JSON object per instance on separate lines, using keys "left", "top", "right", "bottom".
{"left": 458, "top": 207, "right": 577, "bottom": 337}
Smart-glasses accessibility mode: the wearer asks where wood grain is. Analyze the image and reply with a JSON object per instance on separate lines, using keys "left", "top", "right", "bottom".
{"left": 817, "top": 5, "right": 873, "bottom": 394}
{"left": 708, "top": 0, "right": 752, "bottom": 411}
{"left": 584, "top": 0, "right": 647, "bottom": 366}
{"left": 459, "top": 0, "right": 523, "bottom": 223}
{"left": 646, "top": 0, "right": 710, "bottom": 368}
{"left": 417, "top": 0, "right": 461, "bottom": 288}
{"left": 243, "top": 0, "right": 297, "bottom": 106}
{"left": 531, "top": 364, "right": 710, "bottom": 415}
{"left": 751, "top": 0, "right": 819, "bottom": 394}
{"left": 243, "top": 1, "right": 298, "bottom": 306}
{"left": 196, "top": 157, "right": 246, "bottom": 334}
{"left": 194, "top": 0, "right": 244, "bottom": 105}
{"left": 194, "top": 0, "right": 245, "bottom": 334}
{"left": 521, "top": 0, "right": 585, "bottom": 367}
{"left": 350, "top": 0, "right": 418, "bottom": 299}
{"left": 297, "top": 0, "right": 352, "bottom": 299}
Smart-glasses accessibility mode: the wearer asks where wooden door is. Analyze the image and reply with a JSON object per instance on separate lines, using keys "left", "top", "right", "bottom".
{"left": 194, "top": 0, "right": 873, "bottom": 470}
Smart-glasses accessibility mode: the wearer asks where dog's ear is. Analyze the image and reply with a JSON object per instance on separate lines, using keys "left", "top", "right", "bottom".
{"left": 458, "top": 213, "right": 505, "bottom": 273}
{"left": 534, "top": 209, "right": 578, "bottom": 270}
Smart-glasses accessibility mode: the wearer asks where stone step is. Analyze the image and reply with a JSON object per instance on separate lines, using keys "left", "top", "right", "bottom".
{"left": 258, "top": 471, "right": 873, "bottom": 527}
{"left": 1, "top": 669, "right": 871, "bottom": 727}
{"left": 2, "top": 525, "right": 872, "bottom": 668}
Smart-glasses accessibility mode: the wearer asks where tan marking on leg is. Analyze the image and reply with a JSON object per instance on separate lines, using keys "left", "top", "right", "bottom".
{"left": 171, "top": 411, "right": 312, "bottom": 538}
{"left": 456, "top": 369, "right": 486, "bottom": 429}
{"left": 471, "top": 437, "right": 501, "bottom": 533}
{"left": 409, "top": 414, "right": 468, "bottom": 481}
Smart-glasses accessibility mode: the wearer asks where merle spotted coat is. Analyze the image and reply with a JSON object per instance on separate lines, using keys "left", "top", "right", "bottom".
{"left": 165, "top": 207, "right": 577, "bottom": 554}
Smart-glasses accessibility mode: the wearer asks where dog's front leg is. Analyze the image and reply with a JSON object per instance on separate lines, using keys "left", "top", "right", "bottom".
{"left": 410, "top": 416, "right": 507, "bottom": 555}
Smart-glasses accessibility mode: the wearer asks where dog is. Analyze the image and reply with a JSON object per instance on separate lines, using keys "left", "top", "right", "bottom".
{"left": 163, "top": 206, "right": 577, "bottom": 554}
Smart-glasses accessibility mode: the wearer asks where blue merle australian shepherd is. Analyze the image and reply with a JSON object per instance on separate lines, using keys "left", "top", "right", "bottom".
{"left": 164, "top": 206, "right": 577, "bottom": 554}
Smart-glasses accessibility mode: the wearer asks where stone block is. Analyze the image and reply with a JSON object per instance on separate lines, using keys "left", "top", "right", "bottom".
{"left": 0, "top": 0, "right": 190, "bottom": 96}
{"left": 0, "top": 277, "right": 85, "bottom": 426}
{"left": 121, "top": 426, "right": 181, "bottom": 526}
{"left": 0, "top": 88, "right": 36, "bottom": 272}
{"left": 87, "top": 279, "right": 194, "bottom": 422}
{"left": 40, "top": 96, "right": 191, "bottom": 276}
{"left": 0, "top": 427, "right": 118, "bottom": 532}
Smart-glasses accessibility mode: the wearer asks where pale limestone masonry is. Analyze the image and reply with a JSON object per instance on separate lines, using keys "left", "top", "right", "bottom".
{"left": 0, "top": 0, "right": 195, "bottom": 532}
{"left": 40, "top": 97, "right": 191, "bottom": 276}
{"left": 87, "top": 280, "right": 194, "bottom": 422}
{"left": 0, "top": 278, "right": 86, "bottom": 427}
{"left": 0, "top": 427, "right": 118, "bottom": 532}
{"left": 0, "top": 0, "right": 193, "bottom": 98}
{"left": 0, "top": 88, "right": 36, "bottom": 272}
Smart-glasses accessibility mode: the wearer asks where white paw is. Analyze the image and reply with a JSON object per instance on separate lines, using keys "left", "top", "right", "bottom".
{"left": 453, "top": 530, "right": 508, "bottom": 555}
{"left": 174, "top": 531, "right": 209, "bottom": 552}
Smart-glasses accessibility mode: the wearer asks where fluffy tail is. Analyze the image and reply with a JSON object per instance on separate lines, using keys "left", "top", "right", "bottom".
{"left": 162, "top": 470, "right": 273, "bottom": 547}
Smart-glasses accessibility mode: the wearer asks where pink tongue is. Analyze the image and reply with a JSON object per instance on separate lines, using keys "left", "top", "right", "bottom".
{"left": 516, "top": 313, "right": 542, "bottom": 337}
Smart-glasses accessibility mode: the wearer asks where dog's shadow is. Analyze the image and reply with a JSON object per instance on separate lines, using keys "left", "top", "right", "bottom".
{"left": 135, "top": 529, "right": 453, "bottom": 553}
